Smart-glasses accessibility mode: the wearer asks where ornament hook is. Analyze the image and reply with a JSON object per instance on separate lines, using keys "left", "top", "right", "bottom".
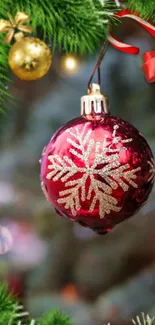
{"left": 81, "top": 82, "right": 110, "bottom": 119}
{"left": 86, "top": 41, "right": 110, "bottom": 119}
{"left": 87, "top": 41, "right": 108, "bottom": 89}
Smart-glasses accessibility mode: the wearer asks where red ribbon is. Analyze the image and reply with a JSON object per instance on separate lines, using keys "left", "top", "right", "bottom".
{"left": 107, "top": 10, "right": 155, "bottom": 82}
{"left": 142, "top": 51, "right": 155, "bottom": 83}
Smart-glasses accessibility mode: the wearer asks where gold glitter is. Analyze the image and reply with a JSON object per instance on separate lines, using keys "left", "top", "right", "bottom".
{"left": 46, "top": 124, "right": 141, "bottom": 219}
{"left": 147, "top": 158, "right": 155, "bottom": 183}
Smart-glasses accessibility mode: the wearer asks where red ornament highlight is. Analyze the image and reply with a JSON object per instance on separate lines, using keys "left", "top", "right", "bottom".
{"left": 40, "top": 115, "right": 154, "bottom": 234}
{"left": 142, "top": 51, "right": 155, "bottom": 83}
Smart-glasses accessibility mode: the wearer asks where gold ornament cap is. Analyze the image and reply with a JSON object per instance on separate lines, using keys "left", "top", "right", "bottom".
{"left": 81, "top": 83, "right": 110, "bottom": 119}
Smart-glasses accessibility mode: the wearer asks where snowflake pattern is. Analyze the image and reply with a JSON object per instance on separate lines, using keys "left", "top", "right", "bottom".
{"left": 46, "top": 124, "right": 141, "bottom": 219}
{"left": 147, "top": 158, "right": 155, "bottom": 183}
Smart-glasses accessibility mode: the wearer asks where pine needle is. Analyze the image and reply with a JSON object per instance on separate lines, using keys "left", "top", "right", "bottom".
{"left": 12, "top": 0, "right": 118, "bottom": 53}
{"left": 0, "top": 284, "right": 155, "bottom": 325}
{"left": 132, "top": 313, "right": 155, "bottom": 325}
{"left": 127, "top": 0, "right": 155, "bottom": 22}
{"left": 39, "top": 310, "right": 74, "bottom": 325}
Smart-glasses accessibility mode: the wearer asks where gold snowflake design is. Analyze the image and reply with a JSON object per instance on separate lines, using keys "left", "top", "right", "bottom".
{"left": 46, "top": 124, "right": 141, "bottom": 219}
{"left": 147, "top": 158, "right": 155, "bottom": 183}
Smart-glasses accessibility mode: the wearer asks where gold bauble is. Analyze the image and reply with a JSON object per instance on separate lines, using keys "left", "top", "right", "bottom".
{"left": 8, "top": 37, "right": 52, "bottom": 81}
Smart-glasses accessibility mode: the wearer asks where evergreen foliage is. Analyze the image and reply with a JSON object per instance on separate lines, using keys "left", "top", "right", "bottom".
{"left": 127, "top": 0, "right": 155, "bottom": 22}
{"left": 0, "top": 0, "right": 154, "bottom": 111}
{"left": 0, "top": 283, "right": 155, "bottom": 325}
{"left": 0, "top": 284, "right": 74, "bottom": 325}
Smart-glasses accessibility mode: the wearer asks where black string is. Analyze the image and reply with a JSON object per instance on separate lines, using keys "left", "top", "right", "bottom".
{"left": 97, "top": 66, "right": 101, "bottom": 86}
{"left": 87, "top": 41, "right": 108, "bottom": 88}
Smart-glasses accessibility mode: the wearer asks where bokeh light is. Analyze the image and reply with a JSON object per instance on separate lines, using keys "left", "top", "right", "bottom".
{"left": 60, "top": 54, "right": 79, "bottom": 74}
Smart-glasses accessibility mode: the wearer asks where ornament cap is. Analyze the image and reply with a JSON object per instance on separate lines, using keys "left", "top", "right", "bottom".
{"left": 81, "top": 83, "right": 110, "bottom": 120}
{"left": 88, "top": 83, "right": 101, "bottom": 94}
{"left": 14, "top": 31, "right": 24, "bottom": 42}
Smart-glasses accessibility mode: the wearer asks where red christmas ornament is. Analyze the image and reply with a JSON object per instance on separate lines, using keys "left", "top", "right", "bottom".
{"left": 40, "top": 84, "right": 155, "bottom": 234}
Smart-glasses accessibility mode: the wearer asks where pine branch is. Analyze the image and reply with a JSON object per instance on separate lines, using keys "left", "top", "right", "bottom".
{"left": 11, "top": 0, "right": 118, "bottom": 53}
{"left": 39, "top": 310, "right": 74, "bottom": 325}
{"left": 0, "top": 0, "right": 154, "bottom": 111}
{"left": 0, "top": 0, "right": 118, "bottom": 112}
{"left": 132, "top": 313, "right": 155, "bottom": 325}
{"left": 0, "top": 284, "right": 155, "bottom": 325}
{"left": 127, "top": 0, "right": 155, "bottom": 22}
{"left": 0, "top": 2, "right": 13, "bottom": 114}
{"left": 0, "top": 283, "right": 15, "bottom": 309}
{"left": 0, "top": 284, "right": 74, "bottom": 325}
{"left": 0, "top": 283, "right": 17, "bottom": 325}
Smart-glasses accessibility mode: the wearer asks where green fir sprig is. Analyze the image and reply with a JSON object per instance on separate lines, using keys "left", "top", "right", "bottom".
{"left": 12, "top": 0, "right": 118, "bottom": 53}
{"left": 132, "top": 313, "right": 155, "bottom": 325}
{"left": 0, "top": 0, "right": 118, "bottom": 111}
{"left": 0, "top": 0, "right": 12, "bottom": 113}
{"left": 127, "top": 0, "right": 155, "bottom": 23}
{"left": 0, "top": 283, "right": 74, "bottom": 325}
{"left": 0, "top": 283, "right": 155, "bottom": 325}
{"left": 0, "top": 0, "right": 154, "bottom": 111}
{"left": 38, "top": 310, "right": 74, "bottom": 325}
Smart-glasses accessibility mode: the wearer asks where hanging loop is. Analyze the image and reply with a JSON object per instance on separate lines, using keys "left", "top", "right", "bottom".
{"left": 87, "top": 41, "right": 108, "bottom": 89}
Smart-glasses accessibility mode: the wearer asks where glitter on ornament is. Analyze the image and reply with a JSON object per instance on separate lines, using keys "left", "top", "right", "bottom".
{"left": 46, "top": 123, "right": 141, "bottom": 219}
{"left": 41, "top": 83, "right": 154, "bottom": 234}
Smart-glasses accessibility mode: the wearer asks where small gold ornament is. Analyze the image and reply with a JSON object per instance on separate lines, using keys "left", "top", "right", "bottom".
{"left": 9, "top": 37, "right": 52, "bottom": 81}
{"left": 0, "top": 11, "right": 52, "bottom": 80}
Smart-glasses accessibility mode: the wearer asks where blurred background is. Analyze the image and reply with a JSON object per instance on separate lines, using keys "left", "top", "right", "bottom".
{"left": 0, "top": 18, "right": 155, "bottom": 325}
